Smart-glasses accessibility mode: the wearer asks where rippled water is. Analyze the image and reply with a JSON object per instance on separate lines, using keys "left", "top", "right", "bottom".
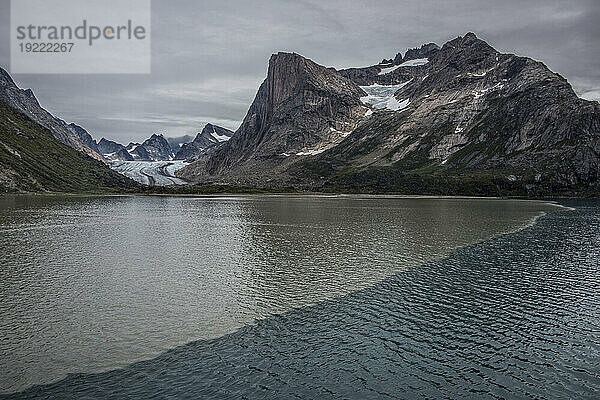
{"left": 1, "top": 196, "right": 597, "bottom": 398}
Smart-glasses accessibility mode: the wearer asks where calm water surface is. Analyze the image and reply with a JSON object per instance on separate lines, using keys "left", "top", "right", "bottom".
{"left": 0, "top": 195, "right": 597, "bottom": 398}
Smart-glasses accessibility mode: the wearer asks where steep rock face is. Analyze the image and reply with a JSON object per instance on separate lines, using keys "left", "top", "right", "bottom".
{"left": 175, "top": 124, "right": 233, "bottom": 161}
{"left": 180, "top": 33, "right": 600, "bottom": 195}
{"left": 0, "top": 67, "right": 104, "bottom": 161}
{"left": 179, "top": 52, "right": 367, "bottom": 182}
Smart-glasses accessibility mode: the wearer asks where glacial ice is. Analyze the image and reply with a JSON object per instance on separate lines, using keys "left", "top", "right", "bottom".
{"left": 110, "top": 160, "right": 188, "bottom": 186}
{"left": 360, "top": 81, "right": 411, "bottom": 111}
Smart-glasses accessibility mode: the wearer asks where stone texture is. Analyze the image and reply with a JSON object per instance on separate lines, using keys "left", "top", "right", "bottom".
{"left": 180, "top": 52, "right": 366, "bottom": 183}
{"left": 179, "top": 34, "right": 600, "bottom": 195}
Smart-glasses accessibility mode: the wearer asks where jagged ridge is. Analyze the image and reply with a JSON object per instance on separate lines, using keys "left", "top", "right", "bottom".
{"left": 179, "top": 33, "right": 600, "bottom": 196}
{"left": 0, "top": 68, "right": 105, "bottom": 162}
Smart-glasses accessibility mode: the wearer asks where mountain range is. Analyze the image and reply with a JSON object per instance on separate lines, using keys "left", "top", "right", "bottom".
{"left": 0, "top": 100, "right": 138, "bottom": 193}
{"left": 94, "top": 125, "right": 233, "bottom": 162}
{"left": 0, "top": 63, "right": 234, "bottom": 191}
{"left": 1, "top": 32, "right": 599, "bottom": 196}
{"left": 179, "top": 33, "right": 600, "bottom": 196}
{"left": 1, "top": 64, "right": 232, "bottom": 165}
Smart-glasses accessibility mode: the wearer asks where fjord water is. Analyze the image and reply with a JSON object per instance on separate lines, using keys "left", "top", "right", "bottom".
{"left": 0, "top": 196, "right": 597, "bottom": 398}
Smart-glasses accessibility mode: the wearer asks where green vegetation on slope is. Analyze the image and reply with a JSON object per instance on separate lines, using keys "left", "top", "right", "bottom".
{"left": 0, "top": 101, "right": 139, "bottom": 193}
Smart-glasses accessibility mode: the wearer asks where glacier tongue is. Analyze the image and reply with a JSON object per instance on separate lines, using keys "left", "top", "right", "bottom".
{"left": 110, "top": 160, "right": 188, "bottom": 186}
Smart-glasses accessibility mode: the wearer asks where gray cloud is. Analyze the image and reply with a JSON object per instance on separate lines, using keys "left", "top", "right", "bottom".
{"left": 0, "top": 0, "right": 598, "bottom": 143}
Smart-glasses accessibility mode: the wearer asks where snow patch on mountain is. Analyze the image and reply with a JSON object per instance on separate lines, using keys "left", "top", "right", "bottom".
{"left": 399, "top": 58, "right": 429, "bottom": 67}
{"left": 209, "top": 126, "right": 231, "bottom": 142}
{"left": 330, "top": 127, "right": 353, "bottom": 137}
{"left": 360, "top": 81, "right": 412, "bottom": 111}
{"left": 377, "top": 58, "right": 429, "bottom": 75}
{"left": 296, "top": 149, "right": 325, "bottom": 156}
{"left": 378, "top": 65, "right": 401, "bottom": 76}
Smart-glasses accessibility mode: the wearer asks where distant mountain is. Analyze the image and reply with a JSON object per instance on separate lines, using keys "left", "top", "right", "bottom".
{"left": 166, "top": 135, "right": 194, "bottom": 155}
{"left": 98, "top": 137, "right": 125, "bottom": 155}
{"left": 179, "top": 33, "right": 600, "bottom": 196}
{"left": 97, "top": 138, "right": 134, "bottom": 161}
{"left": 98, "top": 133, "right": 183, "bottom": 161}
{"left": 0, "top": 67, "right": 104, "bottom": 161}
{"left": 98, "top": 127, "right": 230, "bottom": 163}
{"left": 175, "top": 124, "right": 234, "bottom": 161}
{"left": 0, "top": 100, "right": 139, "bottom": 193}
{"left": 55, "top": 120, "right": 101, "bottom": 154}
{"left": 128, "top": 134, "right": 174, "bottom": 161}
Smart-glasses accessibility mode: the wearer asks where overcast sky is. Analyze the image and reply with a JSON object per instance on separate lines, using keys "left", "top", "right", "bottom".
{"left": 0, "top": 0, "right": 598, "bottom": 143}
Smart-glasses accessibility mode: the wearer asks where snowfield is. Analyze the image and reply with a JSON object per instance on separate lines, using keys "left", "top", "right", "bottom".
{"left": 398, "top": 58, "right": 429, "bottom": 67}
{"left": 377, "top": 58, "right": 429, "bottom": 75}
{"left": 296, "top": 149, "right": 325, "bottom": 156}
{"left": 110, "top": 160, "right": 188, "bottom": 186}
{"left": 210, "top": 131, "right": 230, "bottom": 143}
{"left": 360, "top": 81, "right": 411, "bottom": 111}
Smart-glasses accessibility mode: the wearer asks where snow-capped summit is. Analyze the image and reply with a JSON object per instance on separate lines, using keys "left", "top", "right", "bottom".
{"left": 128, "top": 133, "right": 175, "bottom": 161}
{"left": 175, "top": 123, "right": 234, "bottom": 161}
{"left": 99, "top": 133, "right": 183, "bottom": 161}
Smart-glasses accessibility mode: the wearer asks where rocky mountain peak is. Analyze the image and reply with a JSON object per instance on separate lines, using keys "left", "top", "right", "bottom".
{"left": 267, "top": 52, "right": 307, "bottom": 106}
{"left": 432, "top": 32, "right": 499, "bottom": 76}
{"left": 463, "top": 31, "right": 478, "bottom": 42}
{"left": 23, "top": 88, "right": 37, "bottom": 101}
{"left": 441, "top": 32, "right": 496, "bottom": 54}
{"left": 174, "top": 123, "right": 234, "bottom": 161}
{"left": 134, "top": 133, "right": 174, "bottom": 160}
{"left": 201, "top": 123, "right": 220, "bottom": 135}
{"left": 402, "top": 42, "right": 441, "bottom": 62}
{"left": 200, "top": 123, "right": 234, "bottom": 141}
{"left": 267, "top": 52, "right": 364, "bottom": 108}
{"left": 179, "top": 33, "right": 600, "bottom": 195}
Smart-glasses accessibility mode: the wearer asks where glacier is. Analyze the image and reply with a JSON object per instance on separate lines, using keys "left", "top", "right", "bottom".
{"left": 110, "top": 160, "right": 188, "bottom": 186}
